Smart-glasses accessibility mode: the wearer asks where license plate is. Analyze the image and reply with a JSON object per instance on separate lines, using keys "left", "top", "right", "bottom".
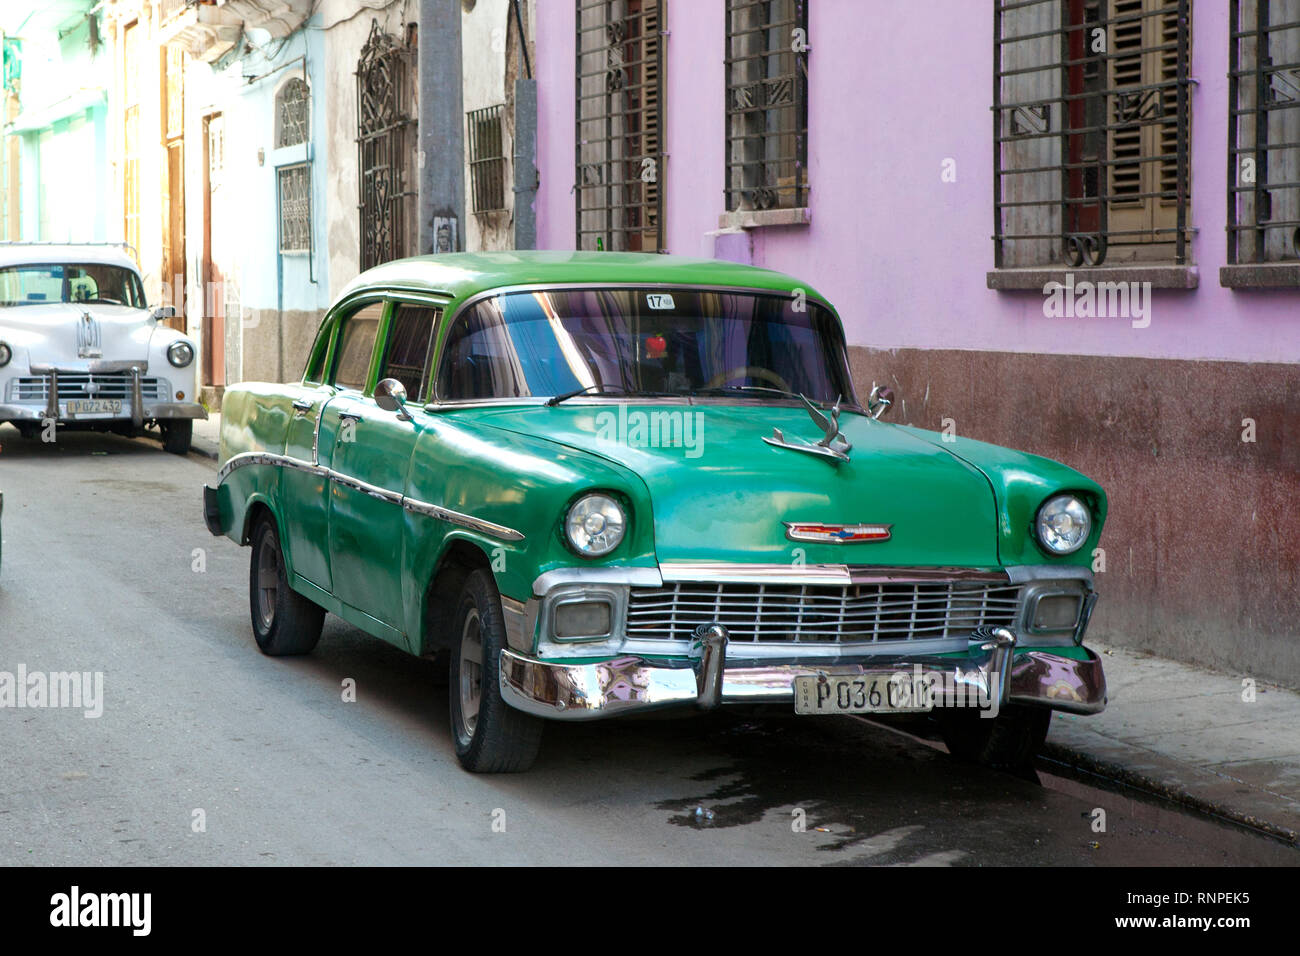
{"left": 793, "top": 673, "right": 934, "bottom": 715}
{"left": 64, "top": 399, "right": 123, "bottom": 418}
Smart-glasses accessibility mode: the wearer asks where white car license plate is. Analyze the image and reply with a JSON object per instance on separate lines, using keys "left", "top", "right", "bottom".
{"left": 64, "top": 399, "right": 123, "bottom": 418}
{"left": 793, "top": 674, "right": 934, "bottom": 715}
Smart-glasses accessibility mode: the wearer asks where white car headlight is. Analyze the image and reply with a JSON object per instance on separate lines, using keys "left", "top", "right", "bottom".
{"left": 167, "top": 341, "right": 194, "bottom": 368}
{"left": 565, "top": 494, "right": 626, "bottom": 557}
{"left": 1035, "top": 494, "right": 1092, "bottom": 555}
{"left": 0, "top": 342, "right": 10, "bottom": 368}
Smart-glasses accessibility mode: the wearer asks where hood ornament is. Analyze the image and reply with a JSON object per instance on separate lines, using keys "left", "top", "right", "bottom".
{"left": 77, "top": 311, "right": 102, "bottom": 359}
{"left": 763, "top": 395, "right": 852, "bottom": 464}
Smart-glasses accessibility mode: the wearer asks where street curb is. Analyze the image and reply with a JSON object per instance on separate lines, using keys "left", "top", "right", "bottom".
{"left": 1039, "top": 739, "right": 1300, "bottom": 848}
{"left": 190, "top": 438, "right": 218, "bottom": 462}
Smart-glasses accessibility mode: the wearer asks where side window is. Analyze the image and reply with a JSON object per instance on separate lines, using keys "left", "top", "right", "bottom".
{"left": 332, "top": 301, "right": 385, "bottom": 391}
{"left": 302, "top": 323, "right": 330, "bottom": 385}
{"left": 380, "top": 304, "right": 440, "bottom": 402}
{"left": 436, "top": 300, "right": 526, "bottom": 401}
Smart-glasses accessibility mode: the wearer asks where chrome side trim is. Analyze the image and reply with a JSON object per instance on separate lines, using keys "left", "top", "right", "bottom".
{"left": 402, "top": 496, "right": 525, "bottom": 542}
{"left": 214, "top": 451, "right": 525, "bottom": 543}
{"left": 656, "top": 562, "right": 1009, "bottom": 585}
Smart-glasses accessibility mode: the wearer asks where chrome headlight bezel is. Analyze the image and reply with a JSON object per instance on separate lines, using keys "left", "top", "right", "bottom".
{"left": 564, "top": 493, "right": 627, "bottom": 558}
{"left": 0, "top": 341, "right": 11, "bottom": 368}
{"left": 167, "top": 340, "right": 194, "bottom": 368}
{"left": 1034, "top": 494, "right": 1092, "bottom": 556}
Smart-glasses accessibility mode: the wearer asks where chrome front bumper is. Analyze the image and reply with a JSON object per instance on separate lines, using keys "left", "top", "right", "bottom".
{"left": 0, "top": 401, "right": 207, "bottom": 425}
{"left": 499, "top": 625, "right": 1107, "bottom": 721}
{"left": 1, "top": 365, "right": 206, "bottom": 427}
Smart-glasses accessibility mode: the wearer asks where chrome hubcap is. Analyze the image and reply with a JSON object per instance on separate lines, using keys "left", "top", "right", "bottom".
{"left": 256, "top": 534, "right": 279, "bottom": 631}
{"left": 458, "top": 608, "right": 484, "bottom": 739}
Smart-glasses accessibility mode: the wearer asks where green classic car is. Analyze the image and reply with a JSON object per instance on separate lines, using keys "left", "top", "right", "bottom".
{"left": 203, "top": 252, "right": 1107, "bottom": 773}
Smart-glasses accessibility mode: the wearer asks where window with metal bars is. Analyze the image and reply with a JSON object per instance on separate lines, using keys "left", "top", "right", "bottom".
{"left": 468, "top": 104, "right": 507, "bottom": 214}
{"left": 993, "top": 0, "right": 1192, "bottom": 270}
{"left": 278, "top": 162, "right": 311, "bottom": 253}
{"left": 276, "top": 77, "right": 310, "bottom": 150}
{"left": 725, "top": 0, "right": 808, "bottom": 212}
{"left": 1228, "top": 0, "right": 1300, "bottom": 272}
{"left": 575, "top": 0, "right": 665, "bottom": 252}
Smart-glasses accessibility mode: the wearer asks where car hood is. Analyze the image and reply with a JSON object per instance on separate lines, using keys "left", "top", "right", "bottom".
{"left": 0, "top": 303, "right": 155, "bottom": 370}
{"left": 473, "top": 403, "right": 1002, "bottom": 568}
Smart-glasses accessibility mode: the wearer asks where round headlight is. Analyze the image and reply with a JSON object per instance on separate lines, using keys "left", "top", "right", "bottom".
{"left": 1035, "top": 494, "right": 1092, "bottom": 555}
{"left": 565, "top": 494, "right": 626, "bottom": 557}
{"left": 0, "top": 342, "right": 11, "bottom": 368}
{"left": 167, "top": 340, "right": 194, "bottom": 368}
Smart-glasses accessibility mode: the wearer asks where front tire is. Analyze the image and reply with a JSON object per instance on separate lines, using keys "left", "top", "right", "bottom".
{"left": 161, "top": 419, "right": 192, "bottom": 455}
{"left": 939, "top": 704, "right": 1051, "bottom": 770}
{"left": 249, "top": 515, "right": 324, "bottom": 656}
{"left": 449, "top": 569, "right": 543, "bottom": 773}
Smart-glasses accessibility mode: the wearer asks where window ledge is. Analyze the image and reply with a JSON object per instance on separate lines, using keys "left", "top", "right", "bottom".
{"left": 987, "top": 265, "right": 1199, "bottom": 291}
{"left": 1220, "top": 263, "right": 1300, "bottom": 289}
{"left": 717, "top": 207, "right": 811, "bottom": 230}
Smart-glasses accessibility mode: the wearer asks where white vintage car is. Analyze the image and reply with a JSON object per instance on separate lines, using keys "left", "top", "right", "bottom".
{"left": 0, "top": 243, "right": 206, "bottom": 454}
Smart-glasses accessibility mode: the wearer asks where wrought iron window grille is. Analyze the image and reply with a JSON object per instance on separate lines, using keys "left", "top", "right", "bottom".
{"left": 278, "top": 162, "right": 312, "bottom": 254}
{"left": 1228, "top": 0, "right": 1300, "bottom": 265}
{"left": 468, "top": 104, "right": 508, "bottom": 214}
{"left": 993, "top": 0, "right": 1193, "bottom": 269}
{"left": 725, "top": 0, "right": 809, "bottom": 212}
{"left": 576, "top": 0, "right": 666, "bottom": 252}
{"left": 357, "top": 19, "right": 418, "bottom": 271}
{"left": 276, "top": 76, "right": 311, "bottom": 150}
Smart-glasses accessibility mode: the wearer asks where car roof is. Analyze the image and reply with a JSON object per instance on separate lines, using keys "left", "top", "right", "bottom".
{"left": 337, "top": 251, "right": 831, "bottom": 309}
{"left": 0, "top": 243, "right": 140, "bottom": 273}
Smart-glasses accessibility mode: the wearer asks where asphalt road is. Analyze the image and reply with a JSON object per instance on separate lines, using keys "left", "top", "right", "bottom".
{"left": 0, "top": 426, "right": 1295, "bottom": 866}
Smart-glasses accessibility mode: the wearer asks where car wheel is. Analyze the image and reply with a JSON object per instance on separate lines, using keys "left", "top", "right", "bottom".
{"left": 938, "top": 704, "right": 1051, "bottom": 770}
{"left": 161, "top": 419, "right": 192, "bottom": 455}
{"left": 449, "top": 569, "right": 543, "bottom": 773}
{"left": 249, "top": 514, "right": 324, "bottom": 656}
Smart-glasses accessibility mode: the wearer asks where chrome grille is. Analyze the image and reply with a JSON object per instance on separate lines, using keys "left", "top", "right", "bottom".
{"left": 627, "top": 580, "right": 1022, "bottom": 644}
{"left": 8, "top": 373, "right": 169, "bottom": 402}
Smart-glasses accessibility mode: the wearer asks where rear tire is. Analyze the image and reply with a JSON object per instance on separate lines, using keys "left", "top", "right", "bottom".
{"left": 161, "top": 419, "right": 192, "bottom": 455}
{"left": 449, "top": 569, "right": 543, "bottom": 773}
{"left": 939, "top": 704, "right": 1051, "bottom": 770}
{"left": 249, "top": 515, "right": 324, "bottom": 656}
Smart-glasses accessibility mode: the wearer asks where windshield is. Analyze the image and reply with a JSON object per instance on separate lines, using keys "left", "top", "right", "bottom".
{"left": 435, "top": 288, "right": 857, "bottom": 406}
{"left": 0, "top": 263, "right": 146, "bottom": 308}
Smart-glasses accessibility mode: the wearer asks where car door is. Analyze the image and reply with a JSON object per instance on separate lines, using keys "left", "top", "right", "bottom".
{"left": 325, "top": 300, "right": 441, "bottom": 640}
{"left": 279, "top": 308, "right": 352, "bottom": 594}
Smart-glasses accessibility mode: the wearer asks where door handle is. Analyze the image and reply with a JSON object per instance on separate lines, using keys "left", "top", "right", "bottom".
{"left": 338, "top": 411, "right": 363, "bottom": 423}
{"left": 291, "top": 399, "right": 313, "bottom": 413}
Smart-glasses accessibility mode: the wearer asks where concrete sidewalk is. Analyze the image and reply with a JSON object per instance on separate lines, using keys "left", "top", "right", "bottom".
{"left": 185, "top": 411, "right": 1300, "bottom": 843}
{"left": 1044, "top": 642, "right": 1300, "bottom": 844}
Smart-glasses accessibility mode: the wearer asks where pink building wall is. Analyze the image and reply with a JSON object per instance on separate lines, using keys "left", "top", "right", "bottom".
{"left": 536, "top": 0, "right": 1300, "bottom": 364}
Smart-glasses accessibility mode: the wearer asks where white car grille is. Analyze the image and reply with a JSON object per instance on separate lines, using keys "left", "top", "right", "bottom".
{"left": 626, "top": 580, "right": 1023, "bottom": 644}
{"left": 7, "top": 373, "right": 170, "bottom": 402}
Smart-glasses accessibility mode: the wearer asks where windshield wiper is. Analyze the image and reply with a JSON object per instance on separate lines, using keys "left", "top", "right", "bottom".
{"left": 689, "top": 384, "right": 804, "bottom": 401}
{"left": 545, "top": 383, "right": 676, "bottom": 406}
